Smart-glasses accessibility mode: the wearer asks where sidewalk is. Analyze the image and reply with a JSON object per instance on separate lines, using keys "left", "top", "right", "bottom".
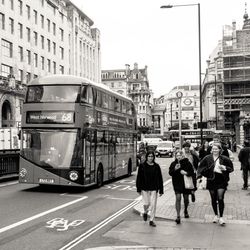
{"left": 86, "top": 154, "right": 250, "bottom": 250}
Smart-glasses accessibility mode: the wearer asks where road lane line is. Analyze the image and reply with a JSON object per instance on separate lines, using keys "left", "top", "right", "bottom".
{"left": 0, "top": 181, "right": 18, "bottom": 187}
{"left": 0, "top": 196, "right": 88, "bottom": 234}
{"left": 60, "top": 180, "right": 171, "bottom": 249}
{"left": 59, "top": 198, "right": 141, "bottom": 250}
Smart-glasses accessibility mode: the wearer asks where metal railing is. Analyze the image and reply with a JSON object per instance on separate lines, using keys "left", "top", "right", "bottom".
{"left": 0, "top": 150, "right": 19, "bottom": 177}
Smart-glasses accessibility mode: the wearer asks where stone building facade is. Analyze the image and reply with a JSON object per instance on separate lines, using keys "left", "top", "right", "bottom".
{"left": 204, "top": 7, "right": 250, "bottom": 144}
{"left": 101, "top": 63, "right": 153, "bottom": 137}
{"left": 0, "top": 0, "right": 101, "bottom": 127}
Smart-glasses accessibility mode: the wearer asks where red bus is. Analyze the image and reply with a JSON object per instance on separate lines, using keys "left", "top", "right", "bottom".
{"left": 19, "top": 75, "right": 137, "bottom": 187}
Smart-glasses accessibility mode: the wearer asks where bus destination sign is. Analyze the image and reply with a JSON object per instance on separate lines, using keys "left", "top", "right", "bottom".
{"left": 27, "top": 111, "right": 74, "bottom": 124}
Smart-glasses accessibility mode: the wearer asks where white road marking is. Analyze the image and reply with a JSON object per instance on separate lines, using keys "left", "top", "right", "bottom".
{"left": 59, "top": 197, "right": 141, "bottom": 250}
{"left": 0, "top": 196, "right": 88, "bottom": 234}
{"left": 0, "top": 181, "right": 18, "bottom": 187}
{"left": 60, "top": 193, "right": 87, "bottom": 198}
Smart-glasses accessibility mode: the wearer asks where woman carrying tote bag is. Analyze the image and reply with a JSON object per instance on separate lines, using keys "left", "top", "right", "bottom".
{"left": 169, "top": 150, "right": 194, "bottom": 224}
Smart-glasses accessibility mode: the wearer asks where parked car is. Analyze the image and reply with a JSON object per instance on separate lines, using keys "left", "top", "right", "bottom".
{"left": 155, "top": 141, "right": 175, "bottom": 157}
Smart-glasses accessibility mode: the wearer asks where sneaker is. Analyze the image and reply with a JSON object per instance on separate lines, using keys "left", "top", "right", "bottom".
{"left": 242, "top": 186, "right": 248, "bottom": 190}
{"left": 143, "top": 213, "right": 148, "bottom": 221}
{"left": 213, "top": 215, "right": 219, "bottom": 223}
{"left": 191, "top": 193, "right": 196, "bottom": 202}
{"left": 149, "top": 221, "right": 156, "bottom": 227}
{"left": 184, "top": 212, "right": 190, "bottom": 218}
{"left": 219, "top": 217, "right": 225, "bottom": 226}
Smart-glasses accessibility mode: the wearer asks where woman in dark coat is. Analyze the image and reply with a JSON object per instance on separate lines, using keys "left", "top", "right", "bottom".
{"left": 169, "top": 150, "right": 194, "bottom": 224}
{"left": 197, "top": 143, "right": 234, "bottom": 226}
{"left": 136, "top": 151, "right": 164, "bottom": 227}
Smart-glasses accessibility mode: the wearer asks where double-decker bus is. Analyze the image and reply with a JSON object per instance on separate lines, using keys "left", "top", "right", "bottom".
{"left": 19, "top": 75, "right": 137, "bottom": 187}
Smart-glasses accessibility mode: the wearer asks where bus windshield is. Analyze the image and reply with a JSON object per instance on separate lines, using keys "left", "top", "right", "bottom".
{"left": 26, "top": 85, "right": 80, "bottom": 103}
{"left": 21, "top": 129, "right": 81, "bottom": 168}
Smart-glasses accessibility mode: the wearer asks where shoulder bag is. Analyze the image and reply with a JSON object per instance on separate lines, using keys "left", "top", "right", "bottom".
{"left": 183, "top": 175, "right": 194, "bottom": 189}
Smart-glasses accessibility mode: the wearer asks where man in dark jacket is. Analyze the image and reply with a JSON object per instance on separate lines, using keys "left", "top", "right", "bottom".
{"left": 238, "top": 140, "right": 250, "bottom": 190}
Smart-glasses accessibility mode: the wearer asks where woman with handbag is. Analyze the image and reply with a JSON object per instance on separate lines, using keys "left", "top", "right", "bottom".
{"left": 169, "top": 150, "right": 194, "bottom": 224}
{"left": 197, "top": 143, "right": 234, "bottom": 225}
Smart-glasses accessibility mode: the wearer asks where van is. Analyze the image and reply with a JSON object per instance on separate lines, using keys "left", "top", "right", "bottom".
{"left": 155, "top": 141, "right": 175, "bottom": 157}
{"left": 142, "top": 138, "right": 163, "bottom": 151}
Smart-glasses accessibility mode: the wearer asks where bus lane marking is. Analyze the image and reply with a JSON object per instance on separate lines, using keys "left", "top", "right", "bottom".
{"left": 59, "top": 180, "right": 172, "bottom": 250}
{"left": 0, "top": 196, "right": 88, "bottom": 234}
{"left": 59, "top": 197, "right": 141, "bottom": 250}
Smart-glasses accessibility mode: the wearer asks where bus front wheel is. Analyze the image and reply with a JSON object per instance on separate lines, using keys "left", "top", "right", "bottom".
{"left": 96, "top": 166, "right": 103, "bottom": 188}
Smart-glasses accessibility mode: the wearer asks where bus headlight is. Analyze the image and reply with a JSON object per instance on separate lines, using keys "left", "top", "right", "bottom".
{"left": 69, "top": 171, "right": 79, "bottom": 181}
{"left": 19, "top": 168, "right": 27, "bottom": 178}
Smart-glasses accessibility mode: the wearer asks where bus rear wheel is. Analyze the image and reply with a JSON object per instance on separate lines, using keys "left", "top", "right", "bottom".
{"left": 96, "top": 166, "right": 103, "bottom": 188}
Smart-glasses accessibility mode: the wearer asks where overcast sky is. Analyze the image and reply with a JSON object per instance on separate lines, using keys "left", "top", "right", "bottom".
{"left": 72, "top": 0, "right": 248, "bottom": 98}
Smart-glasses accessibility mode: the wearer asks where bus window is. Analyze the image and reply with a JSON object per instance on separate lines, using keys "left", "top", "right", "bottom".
{"left": 122, "top": 101, "right": 127, "bottom": 113}
{"left": 96, "top": 90, "right": 102, "bottom": 107}
{"left": 109, "top": 96, "right": 114, "bottom": 110}
{"left": 81, "top": 85, "right": 93, "bottom": 104}
{"left": 115, "top": 98, "right": 121, "bottom": 112}
{"left": 26, "top": 85, "right": 79, "bottom": 103}
{"left": 102, "top": 93, "right": 109, "bottom": 109}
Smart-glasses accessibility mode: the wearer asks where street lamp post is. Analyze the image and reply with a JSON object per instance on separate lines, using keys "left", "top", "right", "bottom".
{"left": 161, "top": 3, "right": 203, "bottom": 144}
{"left": 176, "top": 91, "right": 183, "bottom": 148}
{"left": 214, "top": 75, "right": 218, "bottom": 130}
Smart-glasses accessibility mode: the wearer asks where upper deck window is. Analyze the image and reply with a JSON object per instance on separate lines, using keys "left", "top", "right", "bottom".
{"left": 26, "top": 85, "right": 80, "bottom": 103}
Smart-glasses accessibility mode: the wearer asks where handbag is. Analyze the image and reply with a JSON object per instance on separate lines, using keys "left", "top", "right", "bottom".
{"left": 183, "top": 175, "right": 194, "bottom": 189}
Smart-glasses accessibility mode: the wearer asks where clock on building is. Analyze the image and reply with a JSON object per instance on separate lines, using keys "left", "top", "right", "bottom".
{"left": 184, "top": 98, "right": 192, "bottom": 106}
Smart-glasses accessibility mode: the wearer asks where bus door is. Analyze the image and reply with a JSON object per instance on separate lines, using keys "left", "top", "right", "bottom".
{"left": 83, "top": 130, "right": 96, "bottom": 184}
{"left": 108, "top": 132, "right": 116, "bottom": 179}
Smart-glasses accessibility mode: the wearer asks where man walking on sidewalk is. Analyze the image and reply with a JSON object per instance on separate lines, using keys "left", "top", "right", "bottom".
{"left": 238, "top": 140, "right": 250, "bottom": 190}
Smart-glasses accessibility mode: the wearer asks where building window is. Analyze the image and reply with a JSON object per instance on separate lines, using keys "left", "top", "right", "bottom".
{"left": 53, "top": 61, "right": 56, "bottom": 74}
{"left": 47, "top": 59, "right": 51, "bottom": 72}
{"left": 9, "top": 17, "right": 14, "bottom": 34}
{"left": 40, "top": 56, "right": 44, "bottom": 70}
{"left": 1, "top": 64, "right": 12, "bottom": 77}
{"left": 18, "top": 46, "right": 23, "bottom": 61}
{"left": 41, "top": 35, "right": 44, "bottom": 49}
{"left": 33, "top": 10, "right": 37, "bottom": 24}
{"left": 26, "top": 72, "right": 31, "bottom": 84}
{"left": 59, "top": 65, "right": 64, "bottom": 74}
{"left": 47, "top": 19, "right": 50, "bottom": 32}
{"left": 10, "top": 0, "right": 14, "bottom": 10}
{"left": 59, "top": 46, "right": 64, "bottom": 59}
{"left": 26, "top": 4, "right": 30, "bottom": 19}
{"left": 18, "top": 23, "right": 23, "bottom": 38}
{"left": 1, "top": 39, "right": 13, "bottom": 58}
{"left": 26, "top": 27, "right": 30, "bottom": 42}
{"left": 53, "top": 42, "right": 56, "bottom": 55}
{"left": 47, "top": 39, "right": 50, "bottom": 52}
{"left": 18, "top": 0, "right": 22, "bottom": 15}
{"left": 34, "top": 53, "right": 38, "bottom": 67}
{"left": 34, "top": 31, "right": 37, "bottom": 46}
{"left": 60, "top": 12, "right": 63, "bottom": 22}
{"left": 59, "top": 28, "right": 64, "bottom": 41}
{"left": 40, "top": 14, "right": 44, "bottom": 28}
{"left": 53, "top": 22, "right": 56, "bottom": 35}
{"left": 26, "top": 50, "right": 31, "bottom": 64}
{"left": 0, "top": 12, "right": 5, "bottom": 30}
{"left": 18, "top": 69, "right": 23, "bottom": 82}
